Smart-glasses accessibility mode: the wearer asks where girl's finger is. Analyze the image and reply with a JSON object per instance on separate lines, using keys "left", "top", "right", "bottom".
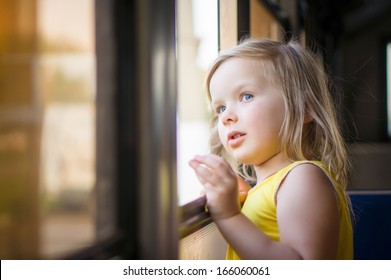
{"left": 189, "top": 159, "right": 212, "bottom": 176}
{"left": 193, "top": 154, "right": 236, "bottom": 178}
{"left": 189, "top": 159, "right": 215, "bottom": 186}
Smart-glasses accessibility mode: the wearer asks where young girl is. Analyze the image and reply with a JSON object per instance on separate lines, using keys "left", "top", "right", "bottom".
{"left": 189, "top": 38, "right": 353, "bottom": 260}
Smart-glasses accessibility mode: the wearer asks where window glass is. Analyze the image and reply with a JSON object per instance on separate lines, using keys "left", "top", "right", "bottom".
{"left": 176, "top": 0, "right": 218, "bottom": 205}
{"left": 38, "top": 0, "right": 96, "bottom": 258}
{"left": 0, "top": 0, "right": 96, "bottom": 259}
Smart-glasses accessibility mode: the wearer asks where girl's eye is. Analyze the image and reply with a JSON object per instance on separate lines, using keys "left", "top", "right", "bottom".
{"left": 216, "top": 105, "right": 226, "bottom": 114}
{"left": 241, "top": 93, "right": 253, "bottom": 102}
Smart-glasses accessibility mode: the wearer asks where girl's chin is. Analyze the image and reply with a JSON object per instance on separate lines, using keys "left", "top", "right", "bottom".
{"left": 232, "top": 154, "right": 258, "bottom": 165}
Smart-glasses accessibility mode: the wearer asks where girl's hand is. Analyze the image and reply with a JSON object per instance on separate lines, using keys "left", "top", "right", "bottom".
{"left": 200, "top": 175, "right": 250, "bottom": 203}
{"left": 189, "top": 154, "right": 241, "bottom": 220}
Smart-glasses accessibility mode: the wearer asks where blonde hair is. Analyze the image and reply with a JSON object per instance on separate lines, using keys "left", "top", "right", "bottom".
{"left": 206, "top": 38, "right": 349, "bottom": 189}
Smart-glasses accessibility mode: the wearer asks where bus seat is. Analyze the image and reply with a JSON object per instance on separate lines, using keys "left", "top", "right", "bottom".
{"left": 349, "top": 192, "right": 391, "bottom": 259}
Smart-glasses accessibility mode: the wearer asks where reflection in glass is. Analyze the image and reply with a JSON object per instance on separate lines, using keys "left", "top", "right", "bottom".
{"left": 0, "top": 0, "right": 95, "bottom": 259}
{"left": 37, "top": 0, "right": 96, "bottom": 258}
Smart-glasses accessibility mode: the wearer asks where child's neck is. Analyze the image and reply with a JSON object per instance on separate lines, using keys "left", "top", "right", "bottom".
{"left": 254, "top": 152, "right": 292, "bottom": 183}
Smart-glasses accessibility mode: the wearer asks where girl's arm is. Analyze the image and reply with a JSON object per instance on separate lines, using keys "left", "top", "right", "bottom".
{"left": 189, "top": 155, "right": 339, "bottom": 260}
{"left": 275, "top": 163, "right": 340, "bottom": 259}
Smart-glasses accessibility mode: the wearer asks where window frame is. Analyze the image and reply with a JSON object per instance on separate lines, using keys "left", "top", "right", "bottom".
{"left": 66, "top": 0, "right": 178, "bottom": 259}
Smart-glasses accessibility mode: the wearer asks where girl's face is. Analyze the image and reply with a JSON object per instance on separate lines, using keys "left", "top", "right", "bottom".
{"left": 209, "top": 57, "right": 288, "bottom": 169}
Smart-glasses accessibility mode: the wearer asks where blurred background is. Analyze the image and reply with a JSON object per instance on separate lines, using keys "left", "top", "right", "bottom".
{"left": 0, "top": 0, "right": 95, "bottom": 258}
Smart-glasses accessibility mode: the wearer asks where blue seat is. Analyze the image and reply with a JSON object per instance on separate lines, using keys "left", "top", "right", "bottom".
{"left": 349, "top": 192, "right": 391, "bottom": 259}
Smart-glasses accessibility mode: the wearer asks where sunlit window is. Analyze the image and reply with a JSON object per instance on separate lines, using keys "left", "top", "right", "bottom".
{"left": 176, "top": 0, "right": 218, "bottom": 205}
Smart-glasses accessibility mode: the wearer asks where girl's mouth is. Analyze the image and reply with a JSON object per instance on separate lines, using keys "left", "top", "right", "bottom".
{"left": 227, "top": 132, "right": 246, "bottom": 147}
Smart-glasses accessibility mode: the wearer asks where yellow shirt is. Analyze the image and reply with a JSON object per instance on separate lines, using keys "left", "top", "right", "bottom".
{"left": 226, "top": 161, "right": 353, "bottom": 260}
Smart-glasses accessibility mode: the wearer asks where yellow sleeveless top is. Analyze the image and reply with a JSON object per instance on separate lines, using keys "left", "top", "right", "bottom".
{"left": 226, "top": 161, "right": 353, "bottom": 260}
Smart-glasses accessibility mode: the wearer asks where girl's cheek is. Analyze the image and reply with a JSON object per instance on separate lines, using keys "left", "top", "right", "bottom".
{"left": 218, "top": 127, "right": 226, "bottom": 144}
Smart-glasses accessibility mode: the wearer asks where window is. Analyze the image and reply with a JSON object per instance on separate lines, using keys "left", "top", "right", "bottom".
{"left": 1, "top": 0, "right": 179, "bottom": 260}
{"left": 176, "top": 0, "right": 218, "bottom": 205}
{"left": 0, "top": 0, "right": 96, "bottom": 258}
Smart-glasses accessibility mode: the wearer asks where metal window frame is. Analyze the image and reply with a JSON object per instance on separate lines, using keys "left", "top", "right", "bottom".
{"left": 66, "top": 0, "right": 178, "bottom": 260}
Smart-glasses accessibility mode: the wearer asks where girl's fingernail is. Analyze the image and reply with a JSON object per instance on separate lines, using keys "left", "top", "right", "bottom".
{"left": 189, "top": 159, "right": 198, "bottom": 168}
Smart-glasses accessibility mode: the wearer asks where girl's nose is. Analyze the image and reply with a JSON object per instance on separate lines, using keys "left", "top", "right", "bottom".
{"left": 221, "top": 107, "right": 237, "bottom": 125}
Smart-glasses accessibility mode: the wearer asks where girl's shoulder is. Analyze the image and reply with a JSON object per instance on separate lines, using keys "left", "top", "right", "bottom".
{"left": 273, "top": 160, "right": 338, "bottom": 201}
{"left": 277, "top": 161, "right": 335, "bottom": 186}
